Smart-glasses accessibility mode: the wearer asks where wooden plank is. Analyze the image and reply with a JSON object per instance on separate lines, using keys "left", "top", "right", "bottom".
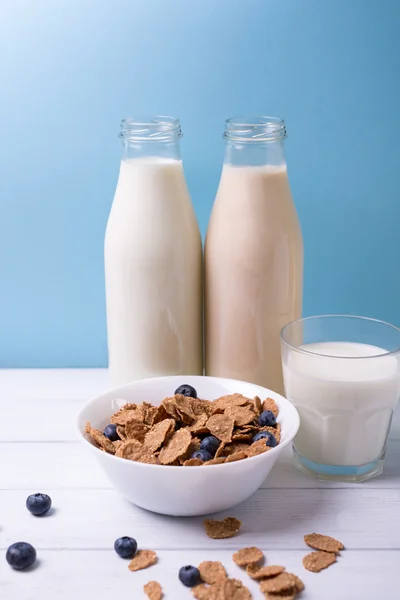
{"left": 1, "top": 440, "right": 399, "bottom": 490}
{"left": 0, "top": 368, "right": 109, "bottom": 400}
{"left": 0, "top": 548, "right": 397, "bottom": 600}
{"left": 1, "top": 487, "right": 399, "bottom": 551}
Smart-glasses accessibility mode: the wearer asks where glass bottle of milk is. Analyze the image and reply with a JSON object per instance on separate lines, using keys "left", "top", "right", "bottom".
{"left": 205, "top": 117, "right": 303, "bottom": 394}
{"left": 105, "top": 117, "right": 203, "bottom": 386}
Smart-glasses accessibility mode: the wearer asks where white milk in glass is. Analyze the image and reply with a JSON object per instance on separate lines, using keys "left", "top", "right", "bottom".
{"left": 282, "top": 341, "right": 400, "bottom": 466}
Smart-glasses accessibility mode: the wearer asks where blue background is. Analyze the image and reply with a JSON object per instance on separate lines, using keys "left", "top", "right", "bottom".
{"left": 0, "top": 0, "right": 399, "bottom": 368}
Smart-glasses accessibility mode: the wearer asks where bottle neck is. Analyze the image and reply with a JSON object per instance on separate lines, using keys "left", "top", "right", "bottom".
{"left": 119, "top": 116, "right": 182, "bottom": 161}
{"left": 122, "top": 139, "right": 181, "bottom": 161}
{"left": 223, "top": 116, "right": 287, "bottom": 167}
{"left": 224, "top": 139, "right": 286, "bottom": 167}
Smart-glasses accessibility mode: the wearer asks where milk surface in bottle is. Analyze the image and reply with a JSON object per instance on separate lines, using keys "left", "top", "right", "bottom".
{"left": 205, "top": 117, "right": 303, "bottom": 394}
{"left": 105, "top": 117, "right": 202, "bottom": 386}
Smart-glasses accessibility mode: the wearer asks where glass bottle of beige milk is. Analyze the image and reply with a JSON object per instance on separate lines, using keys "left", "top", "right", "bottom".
{"left": 205, "top": 117, "right": 303, "bottom": 394}
{"left": 105, "top": 117, "right": 203, "bottom": 386}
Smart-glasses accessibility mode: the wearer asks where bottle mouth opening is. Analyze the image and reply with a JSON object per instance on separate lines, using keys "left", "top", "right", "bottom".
{"left": 224, "top": 116, "right": 287, "bottom": 142}
{"left": 120, "top": 116, "right": 182, "bottom": 141}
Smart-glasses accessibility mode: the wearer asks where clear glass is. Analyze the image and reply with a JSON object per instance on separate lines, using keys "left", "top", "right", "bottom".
{"left": 205, "top": 116, "right": 303, "bottom": 395}
{"left": 281, "top": 315, "right": 400, "bottom": 482}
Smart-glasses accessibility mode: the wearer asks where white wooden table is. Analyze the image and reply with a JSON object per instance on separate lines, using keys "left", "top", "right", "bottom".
{"left": 1, "top": 370, "right": 399, "bottom": 599}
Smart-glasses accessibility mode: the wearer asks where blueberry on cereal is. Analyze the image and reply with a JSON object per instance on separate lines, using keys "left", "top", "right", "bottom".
{"left": 114, "top": 536, "right": 138, "bottom": 558}
{"left": 258, "top": 410, "right": 277, "bottom": 427}
{"left": 174, "top": 384, "right": 197, "bottom": 398}
{"left": 191, "top": 449, "right": 213, "bottom": 462}
{"left": 200, "top": 435, "right": 220, "bottom": 456}
{"left": 252, "top": 431, "right": 277, "bottom": 447}
{"left": 179, "top": 565, "right": 202, "bottom": 587}
{"left": 104, "top": 424, "right": 120, "bottom": 442}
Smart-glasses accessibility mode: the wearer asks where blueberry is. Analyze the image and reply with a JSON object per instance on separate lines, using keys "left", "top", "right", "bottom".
{"left": 191, "top": 449, "right": 213, "bottom": 461}
{"left": 258, "top": 410, "right": 277, "bottom": 428}
{"left": 200, "top": 435, "right": 220, "bottom": 456}
{"left": 179, "top": 565, "right": 202, "bottom": 587}
{"left": 174, "top": 384, "right": 197, "bottom": 398}
{"left": 252, "top": 431, "right": 278, "bottom": 447}
{"left": 26, "top": 493, "right": 52, "bottom": 516}
{"left": 6, "top": 542, "right": 37, "bottom": 570}
{"left": 114, "top": 536, "right": 137, "bottom": 558}
{"left": 104, "top": 424, "right": 120, "bottom": 442}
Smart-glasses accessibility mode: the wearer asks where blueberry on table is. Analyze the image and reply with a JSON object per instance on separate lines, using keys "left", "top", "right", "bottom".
{"left": 114, "top": 536, "right": 138, "bottom": 558}
{"left": 26, "top": 493, "right": 52, "bottom": 516}
{"left": 6, "top": 542, "right": 37, "bottom": 570}
{"left": 179, "top": 565, "right": 202, "bottom": 587}
{"left": 191, "top": 449, "right": 213, "bottom": 462}
{"left": 174, "top": 384, "right": 197, "bottom": 398}
{"left": 252, "top": 431, "right": 278, "bottom": 447}
{"left": 104, "top": 424, "right": 120, "bottom": 442}
{"left": 258, "top": 410, "right": 277, "bottom": 428}
{"left": 200, "top": 435, "right": 220, "bottom": 456}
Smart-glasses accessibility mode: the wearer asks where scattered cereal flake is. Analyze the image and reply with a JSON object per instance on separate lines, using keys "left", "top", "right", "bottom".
{"left": 158, "top": 428, "right": 192, "bottom": 465}
{"left": 225, "top": 451, "right": 247, "bottom": 463}
{"left": 183, "top": 458, "right": 203, "bottom": 466}
{"left": 204, "top": 457, "right": 226, "bottom": 466}
{"left": 225, "top": 406, "right": 255, "bottom": 427}
{"left": 304, "top": 533, "right": 344, "bottom": 554}
{"left": 144, "top": 419, "right": 175, "bottom": 452}
{"left": 265, "top": 589, "right": 296, "bottom": 600}
{"left": 206, "top": 414, "right": 235, "bottom": 443}
{"left": 232, "top": 546, "right": 264, "bottom": 567}
{"left": 212, "top": 394, "right": 250, "bottom": 411}
{"left": 209, "top": 578, "right": 252, "bottom": 600}
{"left": 199, "top": 561, "right": 227, "bottom": 584}
{"left": 246, "top": 564, "right": 286, "bottom": 580}
{"left": 125, "top": 419, "right": 150, "bottom": 442}
{"left": 115, "top": 439, "right": 158, "bottom": 464}
{"left": 302, "top": 551, "right": 336, "bottom": 572}
{"left": 292, "top": 573, "right": 305, "bottom": 592}
{"left": 246, "top": 439, "right": 271, "bottom": 457}
{"left": 144, "top": 580, "right": 163, "bottom": 600}
{"left": 259, "top": 573, "right": 296, "bottom": 593}
{"left": 192, "top": 584, "right": 211, "bottom": 600}
{"left": 128, "top": 549, "right": 157, "bottom": 572}
{"left": 262, "top": 397, "right": 278, "bottom": 417}
{"left": 85, "top": 423, "right": 115, "bottom": 454}
{"left": 204, "top": 517, "right": 242, "bottom": 539}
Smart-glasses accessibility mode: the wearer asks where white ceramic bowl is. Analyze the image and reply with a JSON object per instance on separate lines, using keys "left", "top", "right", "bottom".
{"left": 76, "top": 376, "right": 299, "bottom": 516}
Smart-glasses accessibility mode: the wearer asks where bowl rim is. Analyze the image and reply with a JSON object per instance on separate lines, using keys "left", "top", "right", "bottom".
{"left": 76, "top": 375, "right": 300, "bottom": 471}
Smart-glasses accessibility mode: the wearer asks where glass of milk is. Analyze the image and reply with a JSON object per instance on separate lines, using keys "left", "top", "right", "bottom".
{"left": 281, "top": 315, "right": 400, "bottom": 481}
